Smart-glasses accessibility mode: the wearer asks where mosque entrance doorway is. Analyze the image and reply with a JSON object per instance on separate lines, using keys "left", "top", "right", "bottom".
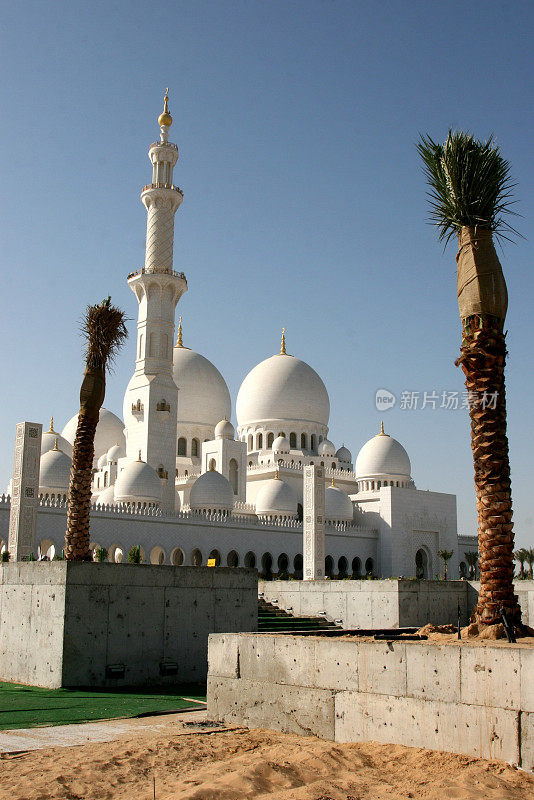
{"left": 415, "top": 548, "right": 430, "bottom": 579}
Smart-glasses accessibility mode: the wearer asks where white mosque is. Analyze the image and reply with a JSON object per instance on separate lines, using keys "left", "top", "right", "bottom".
{"left": 0, "top": 93, "right": 476, "bottom": 579}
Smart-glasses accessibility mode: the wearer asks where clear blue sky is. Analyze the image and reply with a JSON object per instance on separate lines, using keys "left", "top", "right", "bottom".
{"left": 1, "top": 0, "right": 532, "bottom": 547}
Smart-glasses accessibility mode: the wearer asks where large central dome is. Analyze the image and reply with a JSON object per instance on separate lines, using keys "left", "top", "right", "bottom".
{"left": 173, "top": 346, "right": 231, "bottom": 427}
{"left": 236, "top": 352, "right": 330, "bottom": 427}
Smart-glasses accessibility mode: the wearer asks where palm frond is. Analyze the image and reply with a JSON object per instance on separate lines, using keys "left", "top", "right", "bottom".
{"left": 82, "top": 297, "right": 128, "bottom": 371}
{"left": 417, "top": 130, "right": 519, "bottom": 245}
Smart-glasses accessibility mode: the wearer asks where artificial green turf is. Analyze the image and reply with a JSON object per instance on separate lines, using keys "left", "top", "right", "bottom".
{"left": 0, "top": 682, "right": 206, "bottom": 730}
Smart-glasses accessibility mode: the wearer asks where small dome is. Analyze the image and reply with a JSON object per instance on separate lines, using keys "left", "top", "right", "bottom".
{"left": 272, "top": 435, "right": 290, "bottom": 453}
{"left": 106, "top": 443, "right": 126, "bottom": 464}
{"left": 41, "top": 421, "right": 73, "bottom": 458}
{"left": 215, "top": 419, "right": 235, "bottom": 440}
{"left": 318, "top": 439, "right": 335, "bottom": 456}
{"left": 356, "top": 424, "right": 411, "bottom": 479}
{"left": 96, "top": 485, "right": 116, "bottom": 506}
{"left": 255, "top": 476, "right": 297, "bottom": 518}
{"left": 62, "top": 408, "right": 125, "bottom": 465}
{"left": 114, "top": 459, "right": 162, "bottom": 505}
{"left": 97, "top": 453, "right": 107, "bottom": 470}
{"left": 189, "top": 469, "right": 234, "bottom": 513}
{"left": 335, "top": 445, "right": 352, "bottom": 463}
{"left": 39, "top": 448, "right": 72, "bottom": 493}
{"left": 236, "top": 352, "right": 330, "bottom": 428}
{"left": 325, "top": 485, "right": 353, "bottom": 522}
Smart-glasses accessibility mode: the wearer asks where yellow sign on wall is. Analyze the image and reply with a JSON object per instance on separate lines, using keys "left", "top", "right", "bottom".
{"left": 207, "top": 558, "right": 216, "bottom": 567}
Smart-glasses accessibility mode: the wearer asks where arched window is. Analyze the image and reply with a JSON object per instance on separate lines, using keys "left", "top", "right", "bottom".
{"left": 365, "top": 557, "right": 374, "bottom": 576}
{"left": 267, "top": 433, "right": 274, "bottom": 448}
{"left": 191, "top": 438, "right": 199, "bottom": 457}
{"left": 277, "top": 553, "right": 289, "bottom": 579}
{"left": 297, "top": 502, "right": 303, "bottom": 521}
{"left": 229, "top": 458, "right": 238, "bottom": 495}
{"left": 278, "top": 431, "right": 286, "bottom": 438}
{"left": 293, "top": 553, "right": 303, "bottom": 580}
{"left": 248, "top": 461, "right": 253, "bottom": 467}
{"left": 227, "top": 550, "right": 239, "bottom": 567}
{"left": 301, "top": 433, "right": 307, "bottom": 449}
{"left": 209, "top": 549, "right": 221, "bottom": 566}
{"left": 177, "top": 437, "right": 187, "bottom": 456}
{"left": 415, "top": 548, "right": 430, "bottom": 579}
{"left": 325, "top": 555, "right": 334, "bottom": 578}
{"left": 171, "top": 547, "right": 184, "bottom": 566}
{"left": 256, "top": 433, "right": 263, "bottom": 450}
{"left": 150, "top": 546, "right": 165, "bottom": 565}
{"left": 209, "top": 458, "right": 216, "bottom": 471}
{"left": 338, "top": 556, "right": 348, "bottom": 578}
{"left": 289, "top": 432, "right": 297, "bottom": 448}
{"left": 311, "top": 434, "right": 317, "bottom": 453}
{"left": 261, "top": 552, "right": 273, "bottom": 580}
{"left": 244, "top": 551, "right": 256, "bottom": 569}
{"left": 352, "top": 556, "right": 362, "bottom": 578}
{"left": 191, "top": 548, "right": 203, "bottom": 566}
{"left": 103, "top": 472, "right": 108, "bottom": 487}
{"left": 331, "top": 462, "right": 336, "bottom": 469}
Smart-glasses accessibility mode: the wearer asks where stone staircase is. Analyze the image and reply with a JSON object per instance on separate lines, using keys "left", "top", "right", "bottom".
{"left": 258, "top": 597, "right": 341, "bottom": 633}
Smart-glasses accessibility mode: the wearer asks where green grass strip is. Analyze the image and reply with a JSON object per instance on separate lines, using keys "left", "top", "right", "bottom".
{"left": 0, "top": 682, "right": 206, "bottom": 730}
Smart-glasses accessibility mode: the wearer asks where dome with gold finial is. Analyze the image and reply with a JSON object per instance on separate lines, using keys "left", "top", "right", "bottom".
{"left": 355, "top": 422, "right": 411, "bottom": 482}
{"left": 41, "top": 417, "right": 73, "bottom": 458}
{"left": 158, "top": 88, "right": 173, "bottom": 128}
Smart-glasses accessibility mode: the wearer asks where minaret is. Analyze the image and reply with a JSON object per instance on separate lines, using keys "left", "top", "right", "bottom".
{"left": 123, "top": 90, "right": 187, "bottom": 510}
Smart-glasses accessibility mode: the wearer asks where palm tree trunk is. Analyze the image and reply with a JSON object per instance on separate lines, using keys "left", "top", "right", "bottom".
{"left": 65, "top": 366, "right": 105, "bottom": 561}
{"left": 457, "top": 313, "right": 520, "bottom": 624}
{"left": 64, "top": 412, "right": 98, "bottom": 560}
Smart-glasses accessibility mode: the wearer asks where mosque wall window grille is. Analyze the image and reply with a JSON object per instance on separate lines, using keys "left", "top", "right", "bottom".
{"left": 191, "top": 438, "right": 199, "bottom": 457}
{"left": 331, "top": 462, "right": 336, "bottom": 469}
{"left": 267, "top": 433, "right": 274, "bottom": 449}
{"left": 229, "top": 459, "right": 239, "bottom": 495}
{"left": 289, "top": 432, "right": 297, "bottom": 448}
{"left": 311, "top": 434, "right": 317, "bottom": 452}
{"left": 365, "top": 557, "right": 374, "bottom": 576}
{"left": 209, "top": 458, "right": 216, "bottom": 471}
{"left": 244, "top": 551, "right": 256, "bottom": 569}
{"left": 256, "top": 433, "right": 263, "bottom": 449}
{"left": 177, "top": 437, "right": 187, "bottom": 456}
{"left": 227, "top": 550, "right": 239, "bottom": 568}
{"left": 301, "top": 433, "right": 307, "bottom": 449}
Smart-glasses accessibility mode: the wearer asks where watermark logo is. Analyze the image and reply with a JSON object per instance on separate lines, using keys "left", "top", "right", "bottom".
{"left": 375, "top": 388, "right": 396, "bottom": 412}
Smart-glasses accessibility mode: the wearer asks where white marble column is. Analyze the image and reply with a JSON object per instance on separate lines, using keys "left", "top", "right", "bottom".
{"left": 8, "top": 422, "right": 42, "bottom": 561}
{"left": 303, "top": 464, "right": 325, "bottom": 580}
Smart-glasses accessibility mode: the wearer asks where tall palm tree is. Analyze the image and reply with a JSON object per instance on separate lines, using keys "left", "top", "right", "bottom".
{"left": 418, "top": 131, "right": 521, "bottom": 625}
{"left": 514, "top": 547, "right": 528, "bottom": 579}
{"left": 65, "top": 298, "right": 127, "bottom": 560}
{"left": 464, "top": 550, "right": 479, "bottom": 579}
{"left": 526, "top": 547, "right": 534, "bottom": 580}
{"left": 437, "top": 549, "right": 454, "bottom": 580}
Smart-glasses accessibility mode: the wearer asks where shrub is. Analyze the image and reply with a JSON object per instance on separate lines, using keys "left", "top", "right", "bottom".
{"left": 127, "top": 545, "right": 142, "bottom": 564}
{"left": 94, "top": 547, "right": 108, "bottom": 562}
{"left": 1, "top": 551, "right": 10, "bottom": 563}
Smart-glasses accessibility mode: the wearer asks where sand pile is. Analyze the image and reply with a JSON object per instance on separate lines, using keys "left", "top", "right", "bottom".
{"left": 0, "top": 721, "right": 532, "bottom": 799}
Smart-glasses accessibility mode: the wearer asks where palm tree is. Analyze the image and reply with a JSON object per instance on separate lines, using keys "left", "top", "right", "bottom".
{"left": 464, "top": 550, "right": 479, "bottom": 579}
{"left": 526, "top": 547, "right": 534, "bottom": 580}
{"left": 438, "top": 549, "right": 454, "bottom": 580}
{"left": 65, "top": 298, "right": 127, "bottom": 560}
{"left": 514, "top": 548, "right": 528, "bottom": 579}
{"left": 418, "top": 131, "right": 521, "bottom": 625}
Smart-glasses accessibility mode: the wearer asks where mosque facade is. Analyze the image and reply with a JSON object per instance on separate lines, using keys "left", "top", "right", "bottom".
{"left": 0, "top": 94, "right": 477, "bottom": 579}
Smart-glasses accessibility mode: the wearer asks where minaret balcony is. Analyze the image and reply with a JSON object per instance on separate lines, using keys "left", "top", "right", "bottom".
{"left": 141, "top": 183, "right": 183, "bottom": 196}
{"left": 127, "top": 267, "right": 187, "bottom": 282}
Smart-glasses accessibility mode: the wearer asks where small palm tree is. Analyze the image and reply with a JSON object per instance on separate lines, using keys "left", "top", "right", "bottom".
{"left": 65, "top": 299, "right": 127, "bottom": 560}
{"left": 525, "top": 547, "right": 534, "bottom": 580}
{"left": 514, "top": 548, "right": 528, "bottom": 579}
{"left": 438, "top": 549, "right": 454, "bottom": 580}
{"left": 418, "top": 131, "right": 521, "bottom": 625}
{"left": 464, "top": 550, "right": 479, "bottom": 579}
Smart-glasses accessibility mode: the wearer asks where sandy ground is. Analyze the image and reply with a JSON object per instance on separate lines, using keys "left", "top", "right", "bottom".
{"left": 0, "top": 712, "right": 532, "bottom": 800}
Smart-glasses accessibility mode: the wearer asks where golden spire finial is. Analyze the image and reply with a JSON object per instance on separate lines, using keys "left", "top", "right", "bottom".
{"left": 280, "top": 327, "right": 286, "bottom": 355}
{"left": 331, "top": 475, "right": 335, "bottom": 487}
{"left": 52, "top": 437, "right": 59, "bottom": 451}
{"left": 158, "top": 87, "right": 173, "bottom": 128}
{"left": 138, "top": 449, "right": 142, "bottom": 462}
{"left": 379, "top": 420, "right": 388, "bottom": 436}
{"left": 47, "top": 417, "right": 55, "bottom": 433}
{"left": 275, "top": 468, "right": 279, "bottom": 480}
{"left": 176, "top": 316, "right": 183, "bottom": 347}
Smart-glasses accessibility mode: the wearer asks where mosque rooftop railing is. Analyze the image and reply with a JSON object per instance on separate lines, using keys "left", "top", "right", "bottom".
{"left": 127, "top": 267, "right": 187, "bottom": 281}
{"left": 141, "top": 183, "right": 183, "bottom": 195}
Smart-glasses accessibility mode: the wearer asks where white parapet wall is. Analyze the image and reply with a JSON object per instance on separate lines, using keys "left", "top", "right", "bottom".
{"left": 0, "top": 562, "right": 257, "bottom": 688}
{"left": 207, "top": 632, "right": 534, "bottom": 769}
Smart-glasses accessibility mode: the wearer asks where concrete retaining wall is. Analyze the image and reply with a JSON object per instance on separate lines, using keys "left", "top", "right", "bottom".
{"left": 259, "top": 579, "right": 474, "bottom": 628}
{"left": 0, "top": 563, "right": 257, "bottom": 688}
{"left": 207, "top": 632, "right": 533, "bottom": 769}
